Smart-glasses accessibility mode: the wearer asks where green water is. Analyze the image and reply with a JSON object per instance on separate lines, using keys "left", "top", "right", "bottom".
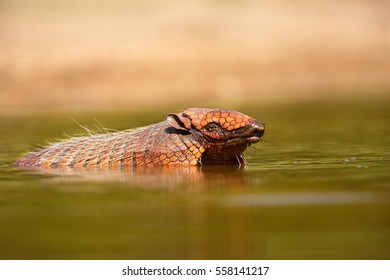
{"left": 1, "top": 99, "right": 389, "bottom": 259}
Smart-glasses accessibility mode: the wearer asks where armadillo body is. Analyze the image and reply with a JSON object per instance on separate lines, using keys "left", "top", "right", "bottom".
{"left": 16, "top": 108, "right": 265, "bottom": 168}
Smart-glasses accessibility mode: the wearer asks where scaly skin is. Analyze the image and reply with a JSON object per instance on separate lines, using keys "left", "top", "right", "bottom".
{"left": 15, "top": 108, "right": 265, "bottom": 168}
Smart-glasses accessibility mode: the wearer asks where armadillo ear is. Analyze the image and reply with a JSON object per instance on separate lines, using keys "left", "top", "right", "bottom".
{"left": 166, "top": 113, "right": 192, "bottom": 131}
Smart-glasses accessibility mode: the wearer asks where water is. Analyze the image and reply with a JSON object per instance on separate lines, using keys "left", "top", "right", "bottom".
{"left": 0, "top": 99, "right": 389, "bottom": 259}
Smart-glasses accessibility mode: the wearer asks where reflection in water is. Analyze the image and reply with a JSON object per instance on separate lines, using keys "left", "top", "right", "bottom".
{"left": 19, "top": 164, "right": 249, "bottom": 191}
{"left": 12, "top": 165, "right": 260, "bottom": 258}
{"left": 186, "top": 205, "right": 258, "bottom": 259}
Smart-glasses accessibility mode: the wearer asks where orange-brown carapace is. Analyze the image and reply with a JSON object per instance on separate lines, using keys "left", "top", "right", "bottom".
{"left": 16, "top": 108, "right": 265, "bottom": 168}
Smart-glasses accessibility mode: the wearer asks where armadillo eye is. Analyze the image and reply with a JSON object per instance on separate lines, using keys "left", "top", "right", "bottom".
{"left": 205, "top": 123, "right": 219, "bottom": 131}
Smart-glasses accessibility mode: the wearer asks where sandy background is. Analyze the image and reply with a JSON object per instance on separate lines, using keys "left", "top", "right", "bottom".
{"left": 1, "top": 0, "right": 389, "bottom": 113}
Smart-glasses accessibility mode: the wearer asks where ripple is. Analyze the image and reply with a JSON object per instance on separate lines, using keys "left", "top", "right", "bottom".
{"left": 225, "top": 191, "right": 390, "bottom": 207}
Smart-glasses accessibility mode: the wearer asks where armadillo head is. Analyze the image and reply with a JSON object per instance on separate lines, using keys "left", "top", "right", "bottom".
{"left": 166, "top": 108, "right": 265, "bottom": 165}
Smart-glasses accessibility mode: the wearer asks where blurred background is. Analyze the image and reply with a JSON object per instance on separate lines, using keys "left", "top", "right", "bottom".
{"left": 1, "top": 0, "right": 389, "bottom": 113}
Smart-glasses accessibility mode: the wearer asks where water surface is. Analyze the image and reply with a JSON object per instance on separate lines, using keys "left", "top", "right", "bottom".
{"left": 1, "top": 99, "right": 389, "bottom": 259}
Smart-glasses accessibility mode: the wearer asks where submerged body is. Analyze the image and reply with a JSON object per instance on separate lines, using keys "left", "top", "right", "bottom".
{"left": 16, "top": 108, "right": 265, "bottom": 168}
